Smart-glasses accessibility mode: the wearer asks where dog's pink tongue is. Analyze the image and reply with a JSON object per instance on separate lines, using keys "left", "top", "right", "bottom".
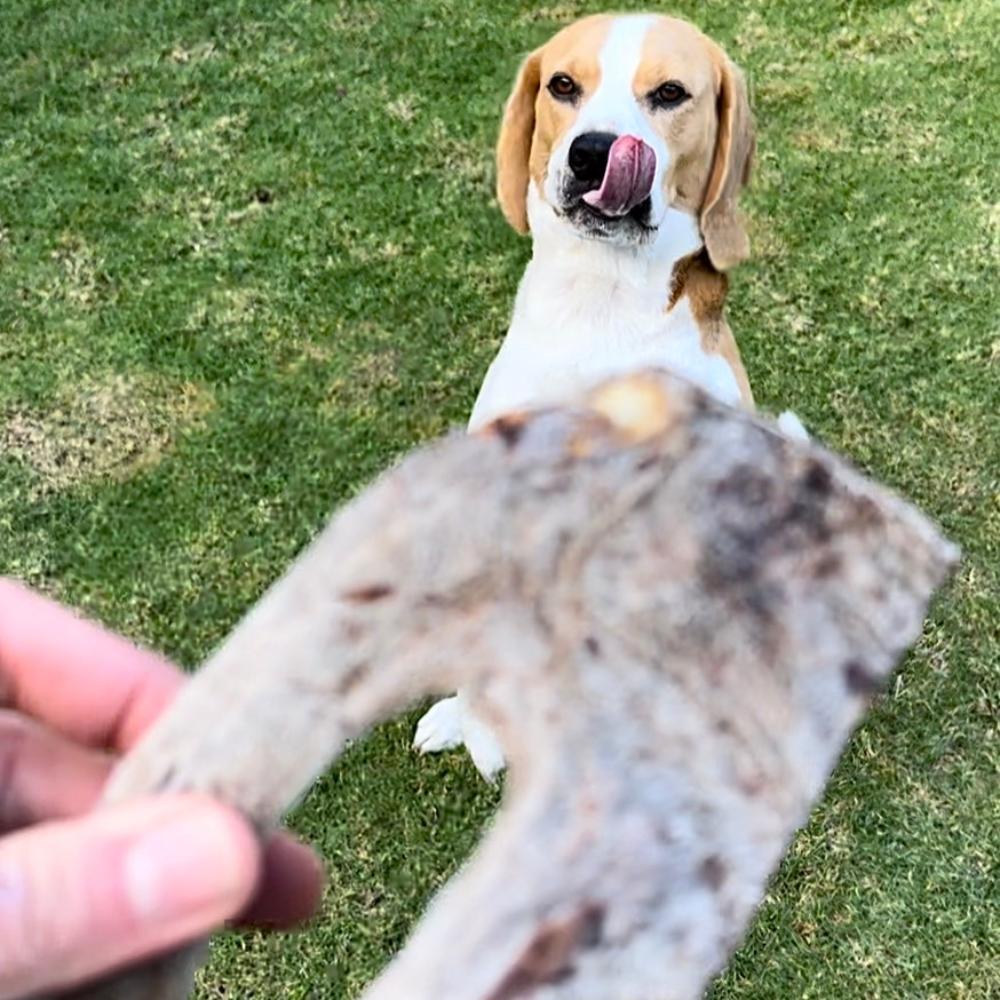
{"left": 582, "top": 135, "right": 656, "bottom": 216}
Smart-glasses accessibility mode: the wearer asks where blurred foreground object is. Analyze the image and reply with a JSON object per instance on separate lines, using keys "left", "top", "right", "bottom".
{"left": 62, "top": 371, "right": 957, "bottom": 1000}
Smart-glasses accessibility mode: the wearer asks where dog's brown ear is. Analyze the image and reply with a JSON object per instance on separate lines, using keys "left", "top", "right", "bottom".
{"left": 496, "top": 49, "right": 542, "bottom": 235}
{"left": 700, "top": 51, "right": 755, "bottom": 271}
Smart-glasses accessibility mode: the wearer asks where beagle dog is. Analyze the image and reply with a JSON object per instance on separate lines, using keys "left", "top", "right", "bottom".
{"left": 414, "top": 12, "right": 805, "bottom": 779}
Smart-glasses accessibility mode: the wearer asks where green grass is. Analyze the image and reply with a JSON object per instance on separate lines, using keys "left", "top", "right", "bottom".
{"left": 1, "top": 0, "right": 997, "bottom": 996}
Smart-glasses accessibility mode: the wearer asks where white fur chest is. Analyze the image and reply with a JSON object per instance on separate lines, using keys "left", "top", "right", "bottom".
{"left": 469, "top": 217, "right": 742, "bottom": 431}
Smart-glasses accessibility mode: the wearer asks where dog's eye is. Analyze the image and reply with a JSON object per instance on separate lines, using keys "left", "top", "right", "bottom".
{"left": 651, "top": 80, "right": 690, "bottom": 109}
{"left": 548, "top": 73, "right": 580, "bottom": 101}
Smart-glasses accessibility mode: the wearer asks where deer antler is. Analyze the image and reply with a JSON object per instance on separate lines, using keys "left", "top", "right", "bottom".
{"left": 60, "top": 371, "right": 957, "bottom": 1000}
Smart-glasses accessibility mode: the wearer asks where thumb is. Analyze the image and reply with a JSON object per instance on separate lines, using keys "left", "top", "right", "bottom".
{"left": 0, "top": 794, "right": 261, "bottom": 1000}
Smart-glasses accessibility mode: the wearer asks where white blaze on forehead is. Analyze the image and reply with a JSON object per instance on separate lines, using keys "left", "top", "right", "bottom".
{"left": 582, "top": 15, "right": 656, "bottom": 135}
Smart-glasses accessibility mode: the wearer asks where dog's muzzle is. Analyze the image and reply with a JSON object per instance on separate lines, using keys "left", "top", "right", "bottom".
{"left": 567, "top": 132, "right": 656, "bottom": 218}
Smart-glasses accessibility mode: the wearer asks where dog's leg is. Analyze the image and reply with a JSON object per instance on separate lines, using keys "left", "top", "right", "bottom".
{"left": 411, "top": 373, "right": 511, "bottom": 779}
{"left": 413, "top": 696, "right": 464, "bottom": 754}
{"left": 413, "top": 696, "right": 507, "bottom": 780}
{"left": 457, "top": 693, "right": 506, "bottom": 782}
{"left": 778, "top": 410, "right": 809, "bottom": 441}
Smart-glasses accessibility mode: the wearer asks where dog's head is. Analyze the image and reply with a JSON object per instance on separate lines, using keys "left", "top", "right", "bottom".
{"left": 496, "top": 14, "right": 754, "bottom": 270}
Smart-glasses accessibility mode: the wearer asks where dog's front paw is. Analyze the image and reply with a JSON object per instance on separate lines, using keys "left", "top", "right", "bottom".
{"left": 413, "top": 696, "right": 464, "bottom": 754}
{"left": 461, "top": 707, "right": 506, "bottom": 783}
{"left": 413, "top": 695, "right": 507, "bottom": 782}
{"left": 778, "top": 410, "right": 809, "bottom": 442}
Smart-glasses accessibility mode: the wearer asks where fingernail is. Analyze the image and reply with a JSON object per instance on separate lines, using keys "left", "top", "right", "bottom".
{"left": 124, "top": 803, "right": 252, "bottom": 923}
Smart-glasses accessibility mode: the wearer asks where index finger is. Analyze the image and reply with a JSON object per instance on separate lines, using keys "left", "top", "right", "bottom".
{"left": 0, "top": 579, "right": 182, "bottom": 751}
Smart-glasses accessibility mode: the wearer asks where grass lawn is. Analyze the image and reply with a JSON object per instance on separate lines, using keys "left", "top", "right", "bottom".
{"left": 1, "top": 0, "right": 997, "bottom": 996}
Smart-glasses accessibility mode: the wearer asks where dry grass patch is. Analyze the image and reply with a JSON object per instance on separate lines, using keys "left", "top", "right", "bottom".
{"left": 2, "top": 373, "right": 214, "bottom": 494}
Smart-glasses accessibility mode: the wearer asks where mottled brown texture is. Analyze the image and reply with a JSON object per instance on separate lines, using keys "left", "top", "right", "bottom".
{"left": 489, "top": 413, "right": 529, "bottom": 449}
{"left": 62, "top": 370, "right": 956, "bottom": 1000}
{"left": 843, "top": 660, "right": 881, "bottom": 695}
{"left": 698, "top": 855, "right": 727, "bottom": 891}
{"left": 341, "top": 584, "right": 395, "bottom": 603}
{"left": 486, "top": 904, "right": 605, "bottom": 1000}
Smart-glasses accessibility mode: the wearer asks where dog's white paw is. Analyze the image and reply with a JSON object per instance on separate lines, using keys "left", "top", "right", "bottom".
{"left": 413, "top": 696, "right": 464, "bottom": 754}
{"left": 778, "top": 410, "right": 809, "bottom": 442}
{"left": 413, "top": 695, "right": 507, "bottom": 782}
{"left": 461, "top": 705, "right": 507, "bottom": 783}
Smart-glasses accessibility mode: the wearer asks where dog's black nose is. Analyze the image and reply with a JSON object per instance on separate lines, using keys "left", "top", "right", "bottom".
{"left": 568, "top": 131, "right": 616, "bottom": 184}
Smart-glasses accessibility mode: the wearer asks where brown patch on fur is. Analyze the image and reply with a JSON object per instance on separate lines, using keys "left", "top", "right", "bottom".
{"left": 487, "top": 903, "right": 605, "bottom": 1000}
{"left": 638, "top": 28, "right": 755, "bottom": 270}
{"left": 698, "top": 43, "right": 755, "bottom": 270}
{"left": 496, "top": 52, "right": 543, "bottom": 234}
{"left": 496, "top": 16, "right": 610, "bottom": 233}
{"left": 669, "top": 251, "right": 754, "bottom": 407}
{"left": 636, "top": 18, "right": 725, "bottom": 218}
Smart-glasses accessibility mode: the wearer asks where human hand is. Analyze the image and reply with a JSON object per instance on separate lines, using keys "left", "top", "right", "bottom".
{"left": 0, "top": 579, "right": 324, "bottom": 999}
